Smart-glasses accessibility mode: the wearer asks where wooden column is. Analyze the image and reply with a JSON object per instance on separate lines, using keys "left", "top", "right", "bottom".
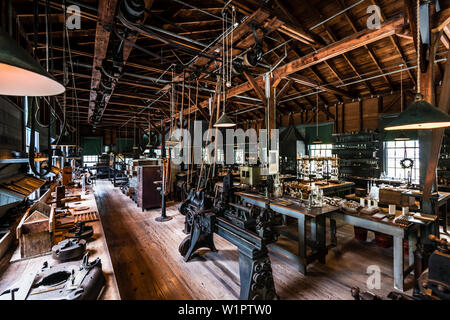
{"left": 359, "top": 100, "right": 363, "bottom": 131}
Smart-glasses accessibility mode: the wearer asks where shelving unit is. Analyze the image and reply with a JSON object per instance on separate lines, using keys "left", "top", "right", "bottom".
{"left": 332, "top": 130, "right": 381, "bottom": 180}
{"left": 437, "top": 130, "right": 450, "bottom": 191}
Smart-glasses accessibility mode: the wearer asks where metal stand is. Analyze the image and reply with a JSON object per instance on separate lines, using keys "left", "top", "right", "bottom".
{"left": 156, "top": 120, "right": 172, "bottom": 223}
{"left": 155, "top": 190, "right": 172, "bottom": 222}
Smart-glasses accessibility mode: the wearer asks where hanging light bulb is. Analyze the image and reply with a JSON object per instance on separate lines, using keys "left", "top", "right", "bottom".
{"left": 385, "top": 0, "right": 450, "bottom": 131}
{"left": 0, "top": 31, "right": 65, "bottom": 96}
{"left": 312, "top": 89, "right": 322, "bottom": 144}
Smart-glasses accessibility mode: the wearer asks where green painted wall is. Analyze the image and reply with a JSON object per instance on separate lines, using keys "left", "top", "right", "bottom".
{"left": 81, "top": 136, "right": 102, "bottom": 155}
{"left": 117, "top": 138, "right": 134, "bottom": 153}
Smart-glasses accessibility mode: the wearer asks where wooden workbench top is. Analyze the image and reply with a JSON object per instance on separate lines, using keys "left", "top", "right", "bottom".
{"left": 0, "top": 185, "right": 120, "bottom": 300}
{"left": 235, "top": 191, "right": 340, "bottom": 218}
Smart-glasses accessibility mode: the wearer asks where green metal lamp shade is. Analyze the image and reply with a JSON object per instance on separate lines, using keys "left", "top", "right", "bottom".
{"left": 166, "top": 134, "right": 180, "bottom": 146}
{"left": 312, "top": 137, "right": 322, "bottom": 144}
{"left": 214, "top": 113, "right": 236, "bottom": 128}
{"left": 385, "top": 97, "right": 450, "bottom": 130}
{"left": 394, "top": 132, "right": 410, "bottom": 141}
{"left": 51, "top": 135, "right": 76, "bottom": 147}
{"left": 0, "top": 31, "right": 65, "bottom": 96}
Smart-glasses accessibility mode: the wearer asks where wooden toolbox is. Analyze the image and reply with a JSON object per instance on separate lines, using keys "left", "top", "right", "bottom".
{"left": 16, "top": 188, "right": 55, "bottom": 258}
{"left": 379, "top": 188, "right": 415, "bottom": 208}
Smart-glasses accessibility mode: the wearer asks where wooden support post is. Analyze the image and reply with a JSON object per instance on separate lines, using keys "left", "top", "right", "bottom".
{"left": 423, "top": 49, "right": 450, "bottom": 200}
{"left": 359, "top": 100, "right": 363, "bottom": 131}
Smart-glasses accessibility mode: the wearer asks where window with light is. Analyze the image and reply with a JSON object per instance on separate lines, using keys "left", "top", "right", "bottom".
{"left": 309, "top": 144, "right": 332, "bottom": 157}
{"left": 83, "top": 155, "right": 99, "bottom": 168}
{"left": 384, "top": 140, "right": 420, "bottom": 183}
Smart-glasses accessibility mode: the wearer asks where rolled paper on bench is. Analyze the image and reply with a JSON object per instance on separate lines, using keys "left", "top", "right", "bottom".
{"left": 389, "top": 204, "right": 396, "bottom": 216}
{"left": 402, "top": 207, "right": 409, "bottom": 216}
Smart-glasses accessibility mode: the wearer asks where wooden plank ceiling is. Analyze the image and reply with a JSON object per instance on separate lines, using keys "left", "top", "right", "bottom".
{"left": 10, "top": 0, "right": 449, "bottom": 130}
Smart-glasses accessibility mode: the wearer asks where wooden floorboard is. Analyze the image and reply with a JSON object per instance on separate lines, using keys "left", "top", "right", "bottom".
{"left": 94, "top": 180, "right": 416, "bottom": 300}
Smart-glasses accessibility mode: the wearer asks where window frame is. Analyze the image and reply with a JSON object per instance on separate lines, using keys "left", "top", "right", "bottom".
{"left": 383, "top": 140, "right": 420, "bottom": 183}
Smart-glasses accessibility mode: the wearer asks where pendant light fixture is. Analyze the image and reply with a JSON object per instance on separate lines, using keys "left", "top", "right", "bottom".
{"left": 51, "top": 132, "right": 76, "bottom": 147}
{"left": 395, "top": 65, "right": 410, "bottom": 141}
{"left": 214, "top": 7, "right": 236, "bottom": 128}
{"left": 312, "top": 89, "right": 322, "bottom": 144}
{"left": 385, "top": 0, "right": 450, "bottom": 131}
{"left": 0, "top": 31, "right": 65, "bottom": 96}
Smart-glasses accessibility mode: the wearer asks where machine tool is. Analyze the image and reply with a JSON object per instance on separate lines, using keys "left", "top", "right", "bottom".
{"left": 178, "top": 170, "right": 279, "bottom": 300}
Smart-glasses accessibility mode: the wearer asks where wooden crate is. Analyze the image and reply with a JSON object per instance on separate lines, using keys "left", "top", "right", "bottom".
{"left": 379, "top": 189, "right": 415, "bottom": 208}
{"left": 16, "top": 189, "right": 55, "bottom": 258}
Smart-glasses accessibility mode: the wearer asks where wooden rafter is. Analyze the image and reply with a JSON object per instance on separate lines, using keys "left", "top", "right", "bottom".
{"left": 371, "top": 0, "right": 416, "bottom": 85}
{"left": 336, "top": 0, "right": 394, "bottom": 91}
{"left": 225, "top": 16, "right": 405, "bottom": 100}
{"left": 87, "top": 0, "right": 119, "bottom": 123}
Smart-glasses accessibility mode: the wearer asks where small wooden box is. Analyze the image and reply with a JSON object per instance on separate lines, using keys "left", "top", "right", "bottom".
{"left": 379, "top": 189, "right": 415, "bottom": 207}
{"left": 17, "top": 192, "right": 55, "bottom": 258}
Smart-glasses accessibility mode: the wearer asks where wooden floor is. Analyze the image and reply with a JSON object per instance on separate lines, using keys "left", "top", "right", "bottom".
{"left": 93, "top": 180, "right": 437, "bottom": 300}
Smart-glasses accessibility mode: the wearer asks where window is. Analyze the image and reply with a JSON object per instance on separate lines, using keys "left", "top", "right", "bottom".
{"left": 25, "top": 127, "right": 39, "bottom": 153}
{"left": 309, "top": 144, "right": 332, "bottom": 157}
{"left": 83, "top": 155, "right": 98, "bottom": 168}
{"left": 235, "top": 148, "right": 244, "bottom": 164}
{"left": 384, "top": 140, "right": 420, "bottom": 183}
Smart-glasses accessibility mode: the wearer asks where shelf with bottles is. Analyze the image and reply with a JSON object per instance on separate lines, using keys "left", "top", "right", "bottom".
{"left": 332, "top": 130, "right": 380, "bottom": 143}
{"left": 296, "top": 156, "right": 340, "bottom": 181}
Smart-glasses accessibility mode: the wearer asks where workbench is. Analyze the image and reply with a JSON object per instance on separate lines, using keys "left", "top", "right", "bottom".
{"left": 0, "top": 185, "right": 120, "bottom": 300}
{"left": 286, "top": 180, "right": 355, "bottom": 197}
{"left": 327, "top": 208, "right": 437, "bottom": 291}
{"left": 235, "top": 191, "right": 339, "bottom": 275}
{"left": 401, "top": 190, "right": 450, "bottom": 234}
{"left": 235, "top": 191, "right": 438, "bottom": 291}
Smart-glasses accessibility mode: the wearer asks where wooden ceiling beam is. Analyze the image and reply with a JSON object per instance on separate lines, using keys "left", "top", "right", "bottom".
{"left": 89, "top": 0, "right": 154, "bottom": 124}
{"left": 276, "top": 79, "right": 294, "bottom": 101}
{"left": 243, "top": 71, "right": 266, "bottom": 103}
{"left": 225, "top": 16, "right": 405, "bottom": 99}
{"left": 161, "top": 8, "right": 270, "bottom": 91}
{"left": 166, "top": 15, "right": 405, "bottom": 126}
{"left": 275, "top": 32, "right": 346, "bottom": 102}
{"left": 336, "top": 0, "right": 394, "bottom": 91}
{"left": 309, "top": 4, "right": 375, "bottom": 95}
{"left": 288, "top": 73, "right": 355, "bottom": 99}
{"left": 87, "top": 0, "right": 120, "bottom": 122}
{"left": 370, "top": 0, "right": 416, "bottom": 86}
